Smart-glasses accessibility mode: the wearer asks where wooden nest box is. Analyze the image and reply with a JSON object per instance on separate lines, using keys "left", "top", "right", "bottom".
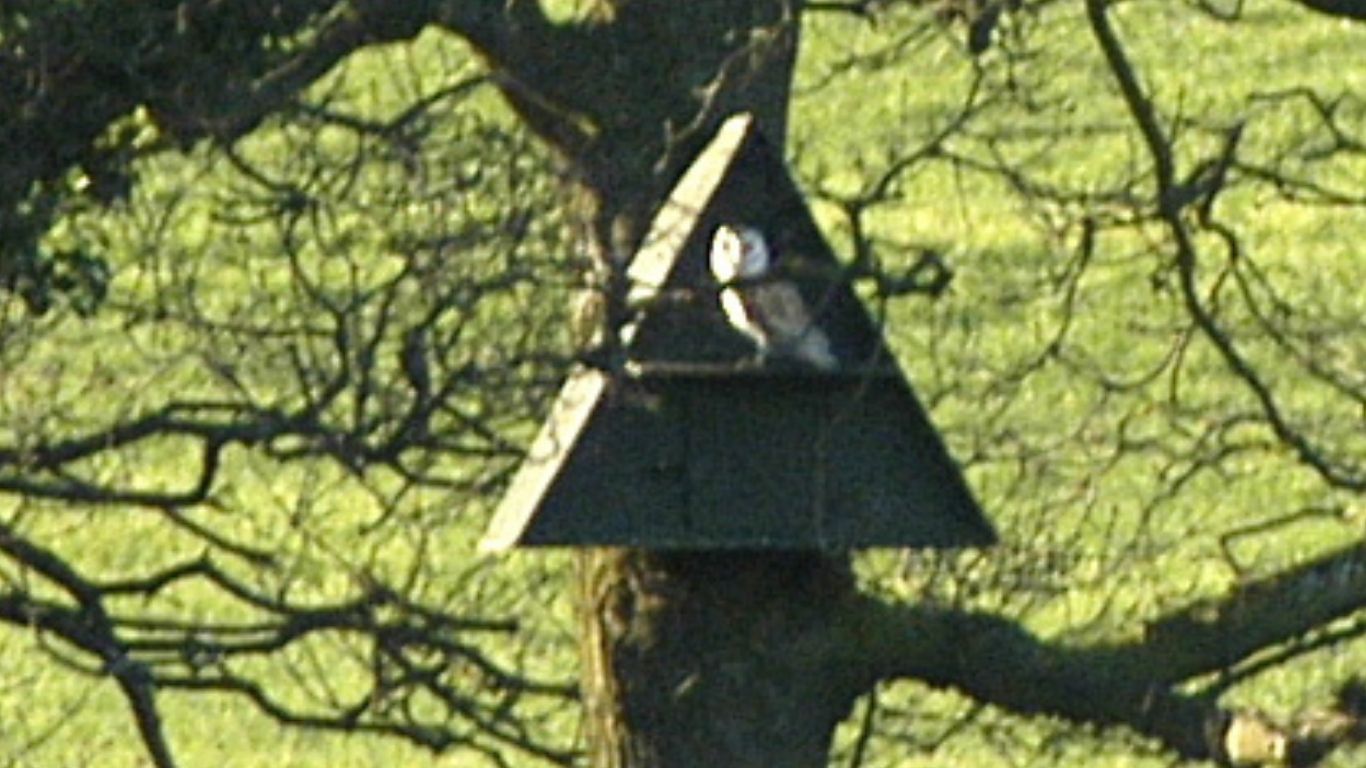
{"left": 481, "top": 115, "right": 995, "bottom": 551}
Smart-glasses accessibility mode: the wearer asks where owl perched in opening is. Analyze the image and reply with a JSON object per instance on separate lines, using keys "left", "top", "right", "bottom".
{"left": 709, "top": 224, "right": 837, "bottom": 370}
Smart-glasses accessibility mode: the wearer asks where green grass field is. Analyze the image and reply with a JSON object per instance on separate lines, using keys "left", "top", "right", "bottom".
{"left": 3, "top": 2, "right": 1364, "bottom": 766}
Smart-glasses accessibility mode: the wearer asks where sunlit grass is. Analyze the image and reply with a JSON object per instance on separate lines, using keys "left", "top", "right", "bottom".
{"left": 3, "top": 3, "right": 1364, "bottom": 767}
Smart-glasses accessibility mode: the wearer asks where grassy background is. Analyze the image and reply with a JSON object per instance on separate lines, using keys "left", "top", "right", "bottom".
{"left": 3, "top": 1, "right": 1364, "bottom": 766}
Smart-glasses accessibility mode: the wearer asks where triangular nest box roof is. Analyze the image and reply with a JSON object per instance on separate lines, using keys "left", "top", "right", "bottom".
{"left": 481, "top": 114, "right": 995, "bottom": 551}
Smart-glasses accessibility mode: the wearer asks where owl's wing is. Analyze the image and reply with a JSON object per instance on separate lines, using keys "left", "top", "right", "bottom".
{"left": 753, "top": 281, "right": 813, "bottom": 337}
{"left": 753, "top": 281, "right": 837, "bottom": 369}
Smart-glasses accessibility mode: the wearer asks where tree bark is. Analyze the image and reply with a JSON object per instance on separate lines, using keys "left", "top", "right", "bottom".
{"left": 506, "top": 6, "right": 866, "bottom": 764}
{"left": 578, "top": 550, "right": 868, "bottom": 767}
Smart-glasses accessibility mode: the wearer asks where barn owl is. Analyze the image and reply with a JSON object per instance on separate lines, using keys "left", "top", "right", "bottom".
{"left": 709, "top": 224, "right": 837, "bottom": 370}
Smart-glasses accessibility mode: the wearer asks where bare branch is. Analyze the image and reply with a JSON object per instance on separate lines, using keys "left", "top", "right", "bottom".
{"left": 1084, "top": 0, "right": 1365, "bottom": 491}
{"left": 1282, "top": 0, "right": 1366, "bottom": 20}
{"left": 855, "top": 540, "right": 1366, "bottom": 764}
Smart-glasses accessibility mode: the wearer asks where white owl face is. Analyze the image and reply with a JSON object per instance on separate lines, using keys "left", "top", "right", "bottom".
{"left": 710, "top": 224, "right": 770, "bottom": 284}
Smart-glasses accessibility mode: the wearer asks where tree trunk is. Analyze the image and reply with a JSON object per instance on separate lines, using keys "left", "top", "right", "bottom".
{"left": 577, "top": 550, "right": 869, "bottom": 767}
{"left": 553, "top": 5, "right": 865, "bottom": 763}
{"left": 478, "top": 3, "right": 869, "bottom": 763}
